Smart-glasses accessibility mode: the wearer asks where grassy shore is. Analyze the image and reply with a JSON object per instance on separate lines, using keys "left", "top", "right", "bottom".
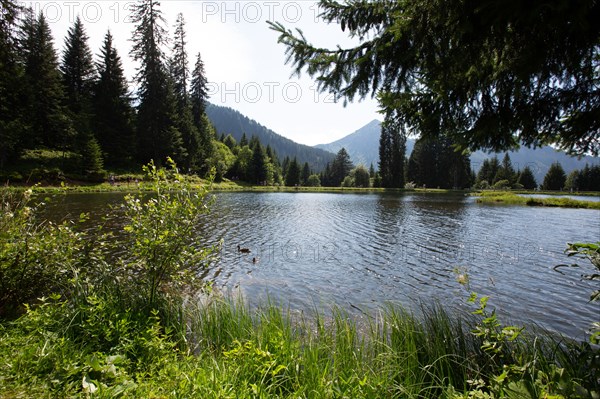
{"left": 475, "top": 191, "right": 600, "bottom": 209}
{"left": 4, "top": 177, "right": 465, "bottom": 195}
{"left": 1, "top": 296, "right": 597, "bottom": 399}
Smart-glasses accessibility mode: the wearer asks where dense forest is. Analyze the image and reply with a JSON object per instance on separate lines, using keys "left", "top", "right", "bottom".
{"left": 206, "top": 104, "right": 335, "bottom": 172}
{"left": 0, "top": 0, "right": 309, "bottom": 184}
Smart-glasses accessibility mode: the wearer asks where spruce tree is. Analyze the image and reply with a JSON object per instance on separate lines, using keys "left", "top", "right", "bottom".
{"left": 330, "top": 148, "right": 353, "bottom": 186}
{"left": 61, "top": 16, "right": 94, "bottom": 125}
{"left": 517, "top": 166, "right": 537, "bottom": 190}
{"left": 190, "top": 51, "right": 212, "bottom": 173}
{"left": 0, "top": 0, "right": 23, "bottom": 168}
{"left": 130, "top": 0, "right": 183, "bottom": 164}
{"left": 494, "top": 153, "right": 516, "bottom": 185}
{"left": 407, "top": 135, "right": 470, "bottom": 189}
{"left": 542, "top": 162, "right": 566, "bottom": 191}
{"left": 169, "top": 13, "right": 200, "bottom": 172}
{"left": 379, "top": 115, "right": 406, "bottom": 188}
{"left": 93, "top": 31, "right": 135, "bottom": 166}
{"left": 477, "top": 156, "right": 500, "bottom": 185}
{"left": 249, "top": 141, "right": 268, "bottom": 184}
{"left": 285, "top": 157, "right": 301, "bottom": 186}
{"left": 301, "top": 162, "right": 310, "bottom": 185}
{"left": 378, "top": 122, "right": 392, "bottom": 187}
{"left": 390, "top": 122, "right": 406, "bottom": 188}
{"left": 61, "top": 16, "right": 102, "bottom": 173}
{"left": 21, "top": 11, "right": 71, "bottom": 149}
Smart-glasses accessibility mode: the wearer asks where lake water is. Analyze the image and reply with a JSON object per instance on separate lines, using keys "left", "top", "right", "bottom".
{"left": 41, "top": 191, "right": 600, "bottom": 340}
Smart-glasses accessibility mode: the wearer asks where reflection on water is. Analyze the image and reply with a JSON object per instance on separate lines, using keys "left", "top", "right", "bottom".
{"left": 40, "top": 191, "right": 600, "bottom": 340}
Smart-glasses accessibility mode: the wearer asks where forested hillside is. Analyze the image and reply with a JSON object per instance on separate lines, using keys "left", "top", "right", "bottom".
{"left": 206, "top": 103, "right": 334, "bottom": 172}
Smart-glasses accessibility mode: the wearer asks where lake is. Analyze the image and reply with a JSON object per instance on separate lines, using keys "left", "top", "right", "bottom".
{"left": 41, "top": 191, "right": 600, "bottom": 340}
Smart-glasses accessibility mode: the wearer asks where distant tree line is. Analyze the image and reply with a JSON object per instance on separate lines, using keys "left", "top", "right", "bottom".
{"left": 474, "top": 154, "right": 537, "bottom": 190}
{"left": 473, "top": 153, "right": 600, "bottom": 191}
{"left": 0, "top": 0, "right": 216, "bottom": 181}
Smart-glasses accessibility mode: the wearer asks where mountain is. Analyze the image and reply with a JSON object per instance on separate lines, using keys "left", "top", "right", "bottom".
{"left": 315, "top": 119, "right": 382, "bottom": 168}
{"left": 206, "top": 103, "right": 334, "bottom": 171}
{"left": 316, "top": 120, "right": 598, "bottom": 182}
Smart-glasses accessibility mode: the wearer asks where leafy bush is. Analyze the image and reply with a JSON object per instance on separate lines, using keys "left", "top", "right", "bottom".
{"left": 557, "top": 242, "right": 600, "bottom": 344}
{"left": 117, "top": 158, "right": 220, "bottom": 308}
{"left": 492, "top": 179, "right": 511, "bottom": 190}
{"left": 0, "top": 189, "right": 87, "bottom": 318}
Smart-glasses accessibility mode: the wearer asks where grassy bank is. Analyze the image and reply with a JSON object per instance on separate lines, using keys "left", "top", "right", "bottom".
{"left": 2, "top": 295, "right": 597, "bottom": 399}
{"left": 475, "top": 191, "right": 600, "bottom": 209}
{"left": 5, "top": 177, "right": 467, "bottom": 195}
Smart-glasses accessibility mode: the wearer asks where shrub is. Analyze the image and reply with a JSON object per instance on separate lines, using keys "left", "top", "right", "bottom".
{"left": 116, "top": 158, "right": 220, "bottom": 309}
{"left": 492, "top": 179, "right": 511, "bottom": 190}
{"left": 0, "top": 189, "right": 86, "bottom": 318}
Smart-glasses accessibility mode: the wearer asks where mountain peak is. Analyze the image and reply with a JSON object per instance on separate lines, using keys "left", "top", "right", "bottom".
{"left": 315, "top": 119, "right": 382, "bottom": 166}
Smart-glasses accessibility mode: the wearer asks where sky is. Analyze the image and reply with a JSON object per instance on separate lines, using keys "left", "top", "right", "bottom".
{"left": 26, "top": 0, "right": 381, "bottom": 146}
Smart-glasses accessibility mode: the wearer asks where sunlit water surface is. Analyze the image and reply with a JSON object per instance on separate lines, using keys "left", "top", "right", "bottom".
{"left": 41, "top": 191, "right": 600, "bottom": 339}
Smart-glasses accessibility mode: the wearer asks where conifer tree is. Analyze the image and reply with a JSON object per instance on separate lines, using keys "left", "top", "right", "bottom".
{"left": 389, "top": 121, "right": 406, "bottom": 188}
{"left": 21, "top": 10, "right": 71, "bottom": 149}
{"left": 379, "top": 115, "right": 406, "bottom": 188}
{"left": 93, "top": 31, "right": 135, "bottom": 166}
{"left": 494, "top": 153, "right": 516, "bottom": 184}
{"left": 301, "top": 162, "right": 310, "bottom": 185}
{"left": 130, "top": 0, "right": 183, "bottom": 164}
{"left": 249, "top": 141, "right": 269, "bottom": 184}
{"left": 407, "top": 135, "right": 471, "bottom": 189}
{"left": 285, "top": 157, "right": 301, "bottom": 186}
{"left": 476, "top": 156, "right": 500, "bottom": 185}
{"left": 240, "top": 133, "right": 248, "bottom": 147}
{"left": 61, "top": 16, "right": 94, "bottom": 125}
{"left": 330, "top": 148, "right": 353, "bottom": 186}
{"left": 0, "top": 0, "right": 23, "bottom": 168}
{"left": 542, "top": 162, "right": 566, "bottom": 191}
{"left": 169, "top": 13, "right": 200, "bottom": 172}
{"left": 517, "top": 166, "right": 537, "bottom": 190}
{"left": 190, "top": 51, "right": 212, "bottom": 173}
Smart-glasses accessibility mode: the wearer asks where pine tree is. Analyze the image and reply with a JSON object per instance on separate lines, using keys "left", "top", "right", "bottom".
{"left": 130, "top": 0, "right": 183, "bottom": 164}
{"left": 240, "top": 133, "right": 248, "bottom": 147}
{"left": 190, "top": 51, "right": 212, "bottom": 173}
{"left": 407, "top": 135, "right": 471, "bottom": 189}
{"left": 378, "top": 121, "right": 392, "bottom": 187}
{"left": 21, "top": 10, "right": 71, "bottom": 149}
{"left": 477, "top": 156, "right": 500, "bottom": 185}
{"left": 330, "top": 148, "right": 353, "bottom": 186}
{"left": 169, "top": 13, "right": 200, "bottom": 172}
{"left": 494, "top": 153, "right": 516, "bottom": 185}
{"left": 285, "top": 157, "right": 301, "bottom": 186}
{"left": 542, "top": 162, "right": 566, "bottom": 190}
{"left": 301, "top": 162, "right": 310, "bottom": 185}
{"left": 390, "top": 123, "right": 406, "bottom": 188}
{"left": 0, "top": 0, "right": 24, "bottom": 168}
{"left": 93, "top": 30, "right": 135, "bottom": 166}
{"left": 249, "top": 142, "right": 268, "bottom": 184}
{"left": 369, "top": 163, "right": 375, "bottom": 178}
{"left": 517, "top": 166, "right": 537, "bottom": 190}
{"left": 61, "top": 16, "right": 94, "bottom": 125}
{"left": 379, "top": 115, "right": 406, "bottom": 188}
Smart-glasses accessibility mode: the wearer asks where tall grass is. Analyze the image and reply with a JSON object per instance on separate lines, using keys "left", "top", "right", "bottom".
{"left": 475, "top": 191, "right": 600, "bottom": 209}
{"left": 1, "top": 292, "right": 599, "bottom": 398}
